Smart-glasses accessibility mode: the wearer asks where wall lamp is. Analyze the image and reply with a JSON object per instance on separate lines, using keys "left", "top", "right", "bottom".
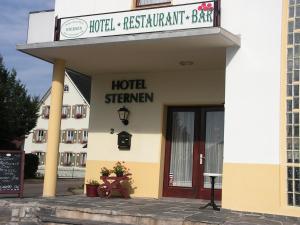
{"left": 118, "top": 106, "right": 130, "bottom": 125}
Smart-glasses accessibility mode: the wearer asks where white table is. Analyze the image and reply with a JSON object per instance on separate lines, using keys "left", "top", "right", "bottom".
{"left": 201, "top": 173, "right": 222, "bottom": 211}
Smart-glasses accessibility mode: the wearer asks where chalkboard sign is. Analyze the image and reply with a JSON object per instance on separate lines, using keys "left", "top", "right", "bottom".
{"left": 0, "top": 151, "right": 24, "bottom": 197}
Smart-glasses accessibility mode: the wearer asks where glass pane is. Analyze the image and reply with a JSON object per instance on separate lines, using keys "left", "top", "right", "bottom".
{"left": 288, "top": 167, "right": 293, "bottom": 179}
{"left": 295, "top": 70, "right": 300, "bottom": 81}
{"left": 288, "top": 193, "right": 294, "bottom": 206}
{"left": 204, "top": 111, "right": 224, "bottom": 189}
{"left": 289, "top": 21, "right": 294, "bottom": 33}
{"left": 295, "top": 167, "right": 300, "bottom": 179}
{"left": 169, "top": 112, "right": 194, "bottom": 187}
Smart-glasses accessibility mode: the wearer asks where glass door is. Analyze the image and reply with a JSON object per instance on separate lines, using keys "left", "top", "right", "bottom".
{"left": 198, "top": 109, "right": 224, "bottom": 200}
{"left": 163, "top": 107, "right": 200, "bottom": 198}
{"left": 163, "top": 106, "right": 224, "bottom": 199}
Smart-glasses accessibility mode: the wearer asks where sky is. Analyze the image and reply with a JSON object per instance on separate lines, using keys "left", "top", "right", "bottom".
{"left": 0, "top": 0, "right": 55, "bottom": 98}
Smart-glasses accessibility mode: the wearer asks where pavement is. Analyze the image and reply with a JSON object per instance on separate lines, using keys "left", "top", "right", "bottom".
{"left": 1, "top": 178, "right": 84, "bottom": 199}
{"left": 1, "top": 195, "right": 300, "bottom": 225}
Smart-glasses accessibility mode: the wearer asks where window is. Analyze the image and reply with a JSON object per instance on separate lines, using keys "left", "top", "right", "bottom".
{"left": 66, "top": 130, "right": 74, "bottom": 143}
{"left": 42, "top": 106, "right": 50, "bottom": 119}
{"left": 61, "top": 130, "right": 77, "bottom": 143}
{"left": 286, "top": 0, "right": 300, "bottom": 207}
{"left": 288, "top": 167, "right": 300, "bottom": 206}
{"left": 34, "top": 152, "right": 45, "bottom": 165}
{"left": 136, "top": 0, "right": 171, "bottom": 7}
{"left": 60, "top": 152, "right": 75, "bottom": 167}
{"left": 83, "top": 130, "right": 88, "bottom": 143}
{"left": 78, "top": 130, "right": 88, "bottom": 144}
{"left": 72, "top": 105, "right": 87, "bottom": 119}
{"left": 64, "top": 85, "right": 69, "bottom": 92}
{"left": 62, "top": 105, "right": 70, "bottom": 119}
{"left": 33, "top": 130, "right": 47, "bottom": 143}
{"left": 76, "top": 153, "right": 87, "bottom": 167}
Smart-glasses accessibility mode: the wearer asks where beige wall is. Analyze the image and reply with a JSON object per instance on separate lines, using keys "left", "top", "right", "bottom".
{"left": 86, "top": 69, "right": 225, "bottom": 197}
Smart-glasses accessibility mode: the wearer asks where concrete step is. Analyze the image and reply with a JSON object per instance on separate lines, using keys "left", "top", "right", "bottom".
{"left": 38, "top": 207, "right": 209, "bottom": 225}
{"left": 40, "top": 216, "right": 131, "bottom": 225}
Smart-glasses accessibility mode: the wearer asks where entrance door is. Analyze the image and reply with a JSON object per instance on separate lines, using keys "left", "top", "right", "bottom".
{"left": 163, "top": 106, "right": 224, "bottom": 199}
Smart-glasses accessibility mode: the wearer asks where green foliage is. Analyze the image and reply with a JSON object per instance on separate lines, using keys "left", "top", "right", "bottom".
{"left": 0, "top": 55, "right": 39, "bottom": 149}
{"left": 24, "top": 153, "right": 39, "bottom": 179}
{"left": 86, "top": 179, "right": 99, "bottom": 185}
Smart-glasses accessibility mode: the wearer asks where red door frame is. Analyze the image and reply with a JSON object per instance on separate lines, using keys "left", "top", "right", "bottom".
{"left": 162, "top": 106, "right": 224, "bottom": 200}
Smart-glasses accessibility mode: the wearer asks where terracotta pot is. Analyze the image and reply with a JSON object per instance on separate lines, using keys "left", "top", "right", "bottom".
{"left": 86, "top": 184, "right": 99, "bottom": 197}
{"left": 116, "top": 172, "right": 124, "bottom": 177}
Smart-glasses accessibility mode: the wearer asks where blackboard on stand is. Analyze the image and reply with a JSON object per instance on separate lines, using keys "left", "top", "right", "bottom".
{"left": 0, "top": 151, "right": 25, "bottom": 198}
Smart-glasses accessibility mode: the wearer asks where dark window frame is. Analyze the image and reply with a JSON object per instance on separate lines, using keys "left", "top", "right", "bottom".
{"left": 136, "top": 0, "right": 171, "bottom": 8}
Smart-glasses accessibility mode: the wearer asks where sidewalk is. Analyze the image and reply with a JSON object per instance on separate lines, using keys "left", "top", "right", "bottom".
{"left": 1, "top": 196, "right": 300, "bottom": 225}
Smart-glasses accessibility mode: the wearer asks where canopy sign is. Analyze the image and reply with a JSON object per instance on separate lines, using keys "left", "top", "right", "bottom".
{"left": 59, "top": 1, "right": 217, "bottom": 41}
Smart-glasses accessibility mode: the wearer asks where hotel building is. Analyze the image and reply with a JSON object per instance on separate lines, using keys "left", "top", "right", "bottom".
{"left": 17, "top": 0, "right": 300, "bottom": 217}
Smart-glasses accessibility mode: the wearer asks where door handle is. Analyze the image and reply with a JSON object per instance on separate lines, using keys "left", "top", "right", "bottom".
{"left": 200, "top": 154, "right": 205, "bottom": 165}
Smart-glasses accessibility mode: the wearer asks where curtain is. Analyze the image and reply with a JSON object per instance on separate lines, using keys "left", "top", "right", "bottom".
{"left": 204, "top": 111, "right": 224, "bottom": 189}
{"left": 169, "top": 112, "right": 194, "bottom": 187}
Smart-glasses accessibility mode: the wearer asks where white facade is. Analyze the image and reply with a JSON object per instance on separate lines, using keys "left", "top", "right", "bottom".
{"left": 24, "top": 72, "right": 90, "bottom": 178}
{"left": 222, "top": 0, "right": 283, "bottom": 164}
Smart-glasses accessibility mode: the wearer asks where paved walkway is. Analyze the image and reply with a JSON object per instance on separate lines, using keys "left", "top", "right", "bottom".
{"left": 0, "top": 196, "right": 300, "bottom": 225}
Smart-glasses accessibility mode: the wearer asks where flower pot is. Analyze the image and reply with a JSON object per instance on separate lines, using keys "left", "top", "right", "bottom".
{"left": 116, "top": 172, "right": 124, "bottom": 177}
{"left": 86, "top": 184, "right": 99, "bottom": 197}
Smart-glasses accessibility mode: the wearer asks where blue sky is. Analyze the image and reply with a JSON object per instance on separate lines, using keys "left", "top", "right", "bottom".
{"left": 0, "top": 0, "right": 55, "bottom": 98}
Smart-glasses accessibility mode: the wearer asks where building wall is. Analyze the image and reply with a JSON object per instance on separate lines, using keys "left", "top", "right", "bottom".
{"left": 27, "top": 11, "right": 55, "bottom": 44}
{"left": 86, "top": 70, "right": 225, "bottom": 198}
{"left": 220, "top": 0, "right": 300, "bottom": 217}
{"left": 54, "top": 0, "right": 208, "bottom": 18}
{"left": 24, "top": 74, "right": 90, "bottom": 177}
{"left": 26, "top": 0, "right": 300, "bottom": 217}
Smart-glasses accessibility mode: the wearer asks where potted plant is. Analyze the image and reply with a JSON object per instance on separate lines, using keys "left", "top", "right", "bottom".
{"left": 113, "top": 161, "right": 129, "bottom": 177}
{"left": 100, "top": 167, "right": 110, "bottom": 177}
{"left": 85, "top": 179, "right": 99, "bottom": 197}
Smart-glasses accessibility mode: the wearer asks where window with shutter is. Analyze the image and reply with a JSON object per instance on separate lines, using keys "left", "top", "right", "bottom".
{"left": 62, "top": 152, "right": 73, "bottom": 166}
{"left": 82, "top": 105, "right": 87, "bottom": 118}
{"left": 43, "top": 130, "right": 48, "bottom": 142}
{"left": 65, "top": 130, "right": 75, "bottom": 143}
{"left": 64, "top": 85, "right": 69, "bottom": 92}
{"left": 62, "top": 105, "right": 69, "bottom": 119}
{"left": 76, "top": 153, "right": 80, "bottom": 167}
{"left": 61, "top": 130, "right": 66, "bottom": 143}
{"left": 35, "top": 130, "right": 46, "bottom": 143}
{"left": 72, "top": 105, "right": 76, "bottom": 118}
{"left": 60, "top": 152, "right": 64, "bottom": 166}
{"left": 67, "top": 106, "right": 71, "bottom": 118}
{"left": 42, "top": 106, "right": 50, "bottom": 119}
{"left": 32, "top": 130, "right": 37, "bottom": 143}
{"left": 34, "top": 152, "right": 46, "bottom": 165}
{"left": 74, "top": 105, "right": 84, "bottom": 119}
{"left": 77, "top": 153, "right": 87, "bottom": 167}
{"left": 82, "top": 130, "right": 88, "bottom": 144}
{"left": 78, "top": 130, "right": 82, "bottom": 144}
{"left": 71, "top": 153, "right": 76, "bottom": 166}
{"left": 73, "top": 131, "right": 77, "bottom": 143}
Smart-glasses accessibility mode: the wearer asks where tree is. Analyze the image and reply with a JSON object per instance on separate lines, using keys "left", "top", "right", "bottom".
{"left": 0, "top": 55, "right": 39, "bottom": 149}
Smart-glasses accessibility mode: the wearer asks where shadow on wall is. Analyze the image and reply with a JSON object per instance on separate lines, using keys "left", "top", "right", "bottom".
{"left": 88, "top": 70, "right": 226, "bottom": 135}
